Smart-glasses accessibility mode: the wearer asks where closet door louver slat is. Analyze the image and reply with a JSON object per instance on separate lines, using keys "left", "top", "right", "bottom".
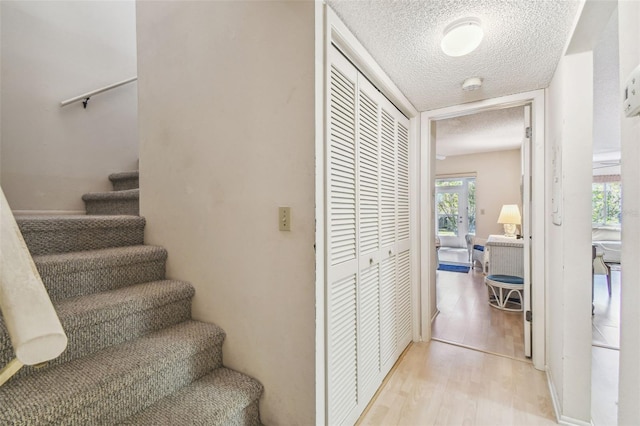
{"left": 380, "top": 109, "right": 396, "bottom": 250}
{"left": 358, "top": 264, "right": 380, "bottom": 399}
{"left": 397, "top": 123, "right": 410, "bottom": 242}
{"left": 329, "top": 64, "right": 357, "bottom": 267}
{"left": 379, "top": 255, "right": 397, "bottom": 366}
{"left": 358, "top": 89, "right": 380, "bottom": 256}
{"left": 397, "top": 249, "right": 412, "bottom": 346}
{"left": 328, "top": 274, "right": 358, "bottom": 425}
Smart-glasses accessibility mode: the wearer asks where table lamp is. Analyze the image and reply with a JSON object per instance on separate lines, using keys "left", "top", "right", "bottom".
{"left": 497, "top": 204, "right": 521, "bottom": 238}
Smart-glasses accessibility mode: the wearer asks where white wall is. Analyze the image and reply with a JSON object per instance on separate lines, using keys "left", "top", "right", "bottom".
{"left": 545, "top": 51, "right": 593, "bottom": 423}
{"left": 136, "top": 2, "right": 315, "bottom": 424}
{"left": 593, "top": 10, "right": 620, "bottom": 159}
{"left": 617, "top": 1, "right": 640, "bottom": 423}
{"left": 435, "top": 149, "right": 522, "bottom": 240}
{"left": 0, "top": 1, "right": 138, "bottom": 212}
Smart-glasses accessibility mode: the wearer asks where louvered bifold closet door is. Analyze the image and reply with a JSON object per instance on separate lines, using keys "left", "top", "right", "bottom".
{"left": 378, "top": 106, "right": 398, "bottom": 372}
{"left": 395, "top": 119, "right": 412, "bottom": 347}
{"left": 327, "top": 45, "right": 412, "bottom": 426}
{"left": 356, "top": 77, "right": 382, "bottom": 405}
{"left": 327, "top": 49, "right": 359, "bottom": 426}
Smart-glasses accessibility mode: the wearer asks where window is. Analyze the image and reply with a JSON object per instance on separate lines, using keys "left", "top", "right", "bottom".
{"left": 435, "top": 177, "right": 476, "bottom": 239}
{"left": 592, "top": 181, "right": 621, "bottom": 226}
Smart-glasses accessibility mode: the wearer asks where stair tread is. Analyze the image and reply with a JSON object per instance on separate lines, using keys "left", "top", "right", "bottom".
{"left": 82, "top": 188, "right": 139, "bottom": 201}
{"left": 16, "top": 215, "right": 145, "bottom": 255}
{"left": 0, "top": 281, "right": 195, "bottom": 372}
{"left": 16, "top": 214, "right": 145, "bottom": 230}
{"left": 0, "top": 320, "right": 225, "bottom": 422}
{"left": 54, "top": 280, "right": 194, "bottom": 330}
{"left": 120, "top": 368, "right": 263, "bottom": 425}
{"left": 109, "top": 171, "right": 139, "bottom": 181}
{"left": 33, "top": 245, "right": 167, "bottom": 273}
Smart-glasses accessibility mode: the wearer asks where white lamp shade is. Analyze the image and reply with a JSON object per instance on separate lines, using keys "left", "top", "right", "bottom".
{"left": 497, "top": 204, "right": 521, "bottom": 225}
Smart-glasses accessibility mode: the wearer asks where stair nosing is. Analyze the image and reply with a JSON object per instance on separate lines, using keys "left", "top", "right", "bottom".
{"left": 16, "top": 215, "right": 145, "bottom": 230}
{"left": 119, "top": 367, "right": 264, "bottom": 425}
{"left": 109, "top": 171, "right": 139, "bottom": 182}
{"left": 82, "top": 188, "right": 139, "bottom": 201}
{"left": 0, "top": 321, "right": 225, "bottom": 414}
{"left": 54, "top": 280, "right": 195, "bottom": 331}
{"left": 33, "top": 245, "right": 167, "bottom": 273}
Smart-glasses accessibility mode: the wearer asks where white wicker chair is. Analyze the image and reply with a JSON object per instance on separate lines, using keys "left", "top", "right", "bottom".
{"left": 484, "top": 237, "right": 524, "bottom": 311}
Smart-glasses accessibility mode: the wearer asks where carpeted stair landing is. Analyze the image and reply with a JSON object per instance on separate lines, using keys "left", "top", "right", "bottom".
{"left": 0, "top": 170, "right": 263, "bottom": 425}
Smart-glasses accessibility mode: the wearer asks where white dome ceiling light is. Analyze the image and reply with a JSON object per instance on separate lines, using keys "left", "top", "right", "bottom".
{"left": 441, "top": 17, "right": 484, "bottom": 57}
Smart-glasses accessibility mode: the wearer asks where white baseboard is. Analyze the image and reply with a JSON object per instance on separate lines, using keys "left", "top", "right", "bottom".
{"left": 547, "top": 368, "right": 593, "bottom": 426}
{"left": 12, "top": 210, "right": 86, "bottom": 216}
{"left": 546, "top": 368, "right": 562, "bottom": 423}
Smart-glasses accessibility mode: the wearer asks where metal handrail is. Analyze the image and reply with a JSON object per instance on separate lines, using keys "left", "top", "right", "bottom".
{"left": 0, "top": 188, "right": 68, "bottom": 386}
{"left": 60, "top": 76, "right": 137, "bottom": 108}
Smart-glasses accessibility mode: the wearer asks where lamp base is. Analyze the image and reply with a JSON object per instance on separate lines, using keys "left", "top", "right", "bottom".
{"left": 503, "top": 223, "right": 517, "bottom": 238}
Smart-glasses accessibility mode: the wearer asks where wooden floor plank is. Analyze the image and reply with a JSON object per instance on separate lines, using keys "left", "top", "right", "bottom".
{"left": 357, "top": 341, "right": 556, "bottom": 425}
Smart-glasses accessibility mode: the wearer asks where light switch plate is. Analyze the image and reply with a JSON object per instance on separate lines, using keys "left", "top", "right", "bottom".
{"left": 623, "top": 63, "right": 640, "bottom": 117}
{"left": 279, "top": 207, "right": 291, "bottom": 231}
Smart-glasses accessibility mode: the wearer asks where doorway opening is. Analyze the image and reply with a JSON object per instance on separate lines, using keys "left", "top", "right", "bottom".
{"left": 590, "top": 5, "right": 621, "bottom": 425}
{"left": 430, "top": 108, "right": 528, "bottom": 361}
{"left": 420, "top": 89, "right": 545, "bottom": 370}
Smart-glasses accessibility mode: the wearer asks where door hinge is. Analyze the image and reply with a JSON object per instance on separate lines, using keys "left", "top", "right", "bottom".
{"left": 525, "top": 127, "right": 532, "bottom": 138}
{"left": 526, "top": 310, "right": 532, "bottom": 322}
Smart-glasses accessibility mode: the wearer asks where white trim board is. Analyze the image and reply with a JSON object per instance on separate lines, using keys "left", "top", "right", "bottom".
{"left": 548, "top": 368, "right": 593, "bottom": 426}
{"left": 420, "top": 89, "right": 546, "bottom": 371}
{"left": 314, "top": 2, "right": 326, "bottom": 425}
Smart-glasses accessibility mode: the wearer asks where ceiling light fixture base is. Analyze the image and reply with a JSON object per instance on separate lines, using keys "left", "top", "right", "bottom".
{"left": 462, "top": 77, "right": 483, "bottom": 91}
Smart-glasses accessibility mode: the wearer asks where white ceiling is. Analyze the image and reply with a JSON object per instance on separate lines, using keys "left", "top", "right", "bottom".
{"left": 435, "top": 106, "right": 524, "bottom": 157}
{"left": 327, "top": 0, "right": 587, "bottom": 158}
{"left": 327, "top": 0, "right": 581, "bottom": 112}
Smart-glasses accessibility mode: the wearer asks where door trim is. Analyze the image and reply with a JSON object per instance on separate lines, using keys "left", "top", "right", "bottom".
{"left": 419, "top": 89, "right": 546, "bottom": 370}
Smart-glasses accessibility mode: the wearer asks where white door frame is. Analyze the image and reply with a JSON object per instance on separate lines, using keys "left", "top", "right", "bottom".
{"left": 419, "top": 90, "right": 546, "bottom": 370}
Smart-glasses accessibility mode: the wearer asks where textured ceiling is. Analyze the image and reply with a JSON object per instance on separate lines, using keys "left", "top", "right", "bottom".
{"left": 327, "top": 0, "right": 581, "bottom": 112}
{"left": 435, "top": 106, "right": 524, "bottom": 157}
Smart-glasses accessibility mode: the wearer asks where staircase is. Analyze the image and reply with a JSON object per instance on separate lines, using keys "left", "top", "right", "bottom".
{"left": 0, "top": 171, "right": 263, "bottom": 425}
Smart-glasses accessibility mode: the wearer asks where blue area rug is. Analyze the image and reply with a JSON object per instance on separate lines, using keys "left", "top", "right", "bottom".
{"left": 437, "top": 263, "right": 470, "bottom": 273}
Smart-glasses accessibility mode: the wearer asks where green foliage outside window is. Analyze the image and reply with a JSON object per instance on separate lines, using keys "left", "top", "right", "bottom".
{"left": 592, "top": 182, "right": 621, "bottom": 226}
{"left": 437, "top": 192, "right": 458, "bottom": 236}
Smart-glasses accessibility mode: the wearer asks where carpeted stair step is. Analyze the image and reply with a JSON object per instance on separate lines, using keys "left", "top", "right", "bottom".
{"left": 16, "top": 215, "right": 145, "bottom": 255}
{"left": 33, "top": 245, "right": 167, "bottom": 300}
{"left": 0, "top": 280, "right": 195, "bottom": 380}
{"left": 109, "top": 171, "right": 139, "bottom": 191}
{"left": 119, "top": 367, "right": 263, "bottom": 425}
{"left": 0, "top": 320, "right": 225, "bottom": 425}
{"left": 82, "top": 188, "right": 139, "bottom": 216}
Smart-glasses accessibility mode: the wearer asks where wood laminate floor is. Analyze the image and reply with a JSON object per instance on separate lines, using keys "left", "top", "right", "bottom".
{"left": 356, "top": 340, "right": 556, "bottom": 426}
{"left": 591, "top": 268, "right": 620, "bottom": 425}
{"left": 432, "top": 267, "right": 526, "bottom": 360}
{"left": 358, "top": 250, "right": 619, "bottom": 425}
{"left": 592, "top": 268, "right": 620, "bottom": 348}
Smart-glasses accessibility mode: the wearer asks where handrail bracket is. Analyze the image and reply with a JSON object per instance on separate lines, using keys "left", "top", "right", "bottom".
{"left": 0, "top": 358, "right": 24, "bottom": 387}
